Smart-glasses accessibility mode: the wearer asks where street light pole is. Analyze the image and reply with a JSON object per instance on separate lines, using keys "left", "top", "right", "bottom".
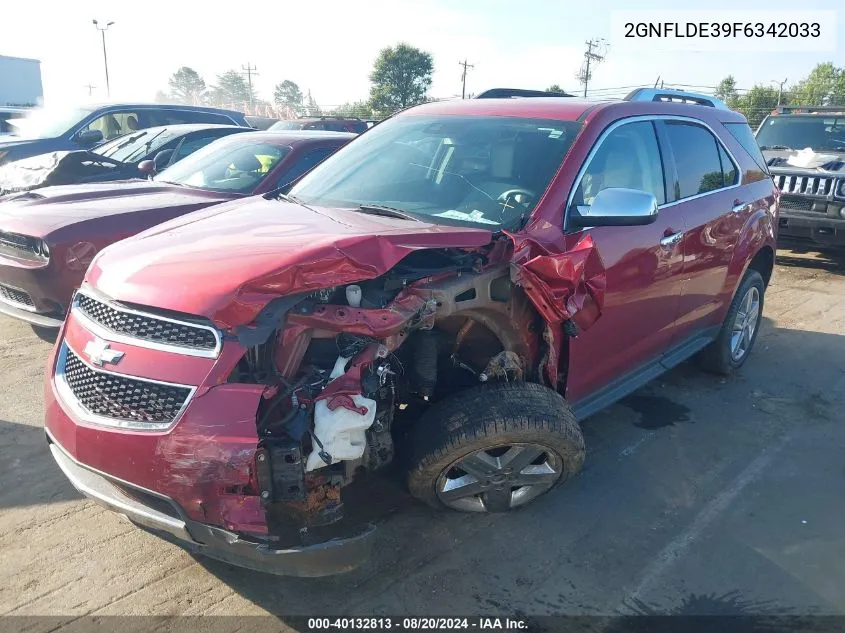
{"left": 93, "top": 20, "right": 114, "bottom": 98}
{"left": 771, "top": 78, "right": 787, "bottom": 107}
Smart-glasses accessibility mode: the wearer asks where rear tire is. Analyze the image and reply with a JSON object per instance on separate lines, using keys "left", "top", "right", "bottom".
{"left": 698, "top": 269, "right": 765, "bottom": 376}
{"left": 406, "top": 382, "right": 585, "bottom": 512}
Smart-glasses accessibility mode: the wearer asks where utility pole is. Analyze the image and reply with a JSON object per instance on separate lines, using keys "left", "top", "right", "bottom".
{"left": 241, "top": 63, "right": 259, "bottom": 106}
{"left": 459, "top": 59, "right": 475, "bottom": 99}
{"left": 577, "top": 38, "right": 607, "bottom": 97}
{"left": 92, "top": 20, "right": 114, "bottom": 98}
{"left": 772, "top": 78, "right": 787, "bottom": 106}
{"left": 83, "top": 83, "right": 96, "bottom": 97}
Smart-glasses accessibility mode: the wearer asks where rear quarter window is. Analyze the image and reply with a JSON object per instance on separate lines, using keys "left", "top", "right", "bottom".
{"left": 726, "top": 122, "right": 768, "bottom": 172}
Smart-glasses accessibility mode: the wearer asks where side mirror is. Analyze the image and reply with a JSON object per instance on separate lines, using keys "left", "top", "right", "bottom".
{"left": 153, "top": 149, "right": 174, "bottom": 171}
{"left": 570, "top": 188, "right": 659, "bottom": 228}
{"left": 76, "top": 129, "right": 104, "bottom": 147}
{"left": 138, "top": 160, "right": 155, "bottom": 176}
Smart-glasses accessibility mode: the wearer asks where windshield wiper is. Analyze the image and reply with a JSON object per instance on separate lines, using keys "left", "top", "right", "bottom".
{"left": 262, "top": 189, "right": 315, "bottom": 209}
{"left": 759, "top": 144, "right": 793, "bottom": 150}
{"left": 353, "top": 204, "right": 422, "bottom": 222}
{"left": 98, "top": 132, "right": 146, "bottom": 157}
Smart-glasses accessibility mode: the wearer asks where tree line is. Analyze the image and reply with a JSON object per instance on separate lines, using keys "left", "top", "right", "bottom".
{"left": 156, "top": 43, "right": 434, "bottom": 119}
{"left": 156, "top": 50, "right": 844, "bottom": 126}
{"left": 716, "top": 62, "right": 845, "bottom": 128}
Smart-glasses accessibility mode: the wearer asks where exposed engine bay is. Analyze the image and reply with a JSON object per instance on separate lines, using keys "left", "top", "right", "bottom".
{"left": 227, "top": 243, "right": 554, "bottom": 543}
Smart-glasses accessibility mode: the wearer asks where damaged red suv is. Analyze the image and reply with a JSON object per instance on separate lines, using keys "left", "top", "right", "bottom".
{"left": 44, "top": 89, "right": 778, "bottom": 576}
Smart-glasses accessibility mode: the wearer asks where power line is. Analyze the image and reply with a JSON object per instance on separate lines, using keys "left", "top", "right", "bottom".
{"left": 459, "top": 59, "right": 475, "bottom": 99}
{"left": 576, "top": 38, "right": 607, "bottom": 98}
{"left": 241, "top": 63, "right": 259, "bottom": 105}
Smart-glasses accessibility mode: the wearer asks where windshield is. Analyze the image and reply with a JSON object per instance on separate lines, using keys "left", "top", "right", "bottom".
{"left": 92, "top": 128, "right": 179, "bottom": 164}
{"left": 154, "top": 136, "right": 290, "bottom": 193}
{"left": 756, "top": 115, "right": 845, "bottom": 151}
{"left": 13, "top": 106, "right": 95, "bottom": 140}
{"left": 289, "top": 115, "right": 581, "bottom": 229}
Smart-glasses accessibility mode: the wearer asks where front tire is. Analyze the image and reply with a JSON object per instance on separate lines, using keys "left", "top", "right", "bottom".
{"left": 698, "top": 269, "right": 765, "bottom": 376}
{"left": 406, "top": 382, "right": 585, "bottom": 512}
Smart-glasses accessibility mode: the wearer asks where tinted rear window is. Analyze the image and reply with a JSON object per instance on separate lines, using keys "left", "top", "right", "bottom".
{"left": 727, "top": 122, "right": 768, "bottom": 171}
{"left": 664, "top": 122, "right": 727, "bottom": 198}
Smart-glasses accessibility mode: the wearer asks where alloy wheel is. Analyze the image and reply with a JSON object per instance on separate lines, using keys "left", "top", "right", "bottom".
{"left": 435, "top": 443, "right": 563, "bottom": 512}
{"left": 730, "top": 286, "right": 761, "bottom": 362}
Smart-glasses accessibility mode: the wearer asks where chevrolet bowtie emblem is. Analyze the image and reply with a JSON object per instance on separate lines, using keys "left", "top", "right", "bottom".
{"left": 83, "top": 338, "right": 124, "bottom": 367}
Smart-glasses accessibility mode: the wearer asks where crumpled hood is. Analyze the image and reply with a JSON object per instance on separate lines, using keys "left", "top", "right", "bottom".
{"left": 0, "top": 181, "right": 235, "bottom": 237}
{"left": 86, "top": 198, "right": 495, "bottom": 329}
{"left": 0, "top": 150, "right": 125, "bottom": 194}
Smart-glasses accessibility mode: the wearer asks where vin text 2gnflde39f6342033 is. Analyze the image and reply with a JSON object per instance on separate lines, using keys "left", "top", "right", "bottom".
{"left": 43, "top": 88, "right": 778, "bottom": 576}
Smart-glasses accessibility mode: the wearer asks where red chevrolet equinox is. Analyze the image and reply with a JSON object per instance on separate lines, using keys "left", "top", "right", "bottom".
{"left": 43, "top": 89, "right": 778, "bottom": 576}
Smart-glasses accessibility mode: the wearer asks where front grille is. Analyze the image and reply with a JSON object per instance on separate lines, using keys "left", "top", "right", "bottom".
{"left": 0, "top": 230, "right": 39, "bottom": 257}
{"left": 76, "top": 293, "right": 218, "bottom": 353}
{"left": 772, "top": 174, "right": 834, "bottom": 197}
{"left": 780, "top": 195, "right": 817, "bottom": 213}
{"left": 61, "top": 345, "right": 191, "bottom": 426}
{"left": 0, "top": 283, "right": 34, "bottom": 308}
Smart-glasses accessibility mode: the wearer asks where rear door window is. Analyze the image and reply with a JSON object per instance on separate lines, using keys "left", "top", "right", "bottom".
{"left": 718, "top": 144, "right": 738, "bottom": 186}
{"left": 664, "top": 122, "right": 730, "bottom": 198}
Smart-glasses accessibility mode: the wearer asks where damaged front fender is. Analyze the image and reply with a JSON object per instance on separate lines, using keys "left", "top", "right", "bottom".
{"left": 508, "top": 232, "right": 607, "bottom": 331}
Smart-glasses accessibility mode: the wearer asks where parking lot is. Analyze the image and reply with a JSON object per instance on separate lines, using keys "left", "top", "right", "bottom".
{"left": 1, "top": 247, "right": 844, "bottom": 623}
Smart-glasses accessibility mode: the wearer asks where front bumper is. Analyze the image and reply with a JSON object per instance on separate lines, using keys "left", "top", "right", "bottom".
{"left": 0, "top": 254, "right": 71, "bottom": 327}
{"left": 47, "top": 430, "right": 375, "bottom": 577}
{"left": 779, "top": 213, "right": 845, "bottom": 247}
{"left": 0, "top": 292, "right": 64, "bottom": 326}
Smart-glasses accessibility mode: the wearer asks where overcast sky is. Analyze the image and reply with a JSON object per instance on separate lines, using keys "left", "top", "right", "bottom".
{"left": 3, "top": 0, "right": 842, "bottom": 108}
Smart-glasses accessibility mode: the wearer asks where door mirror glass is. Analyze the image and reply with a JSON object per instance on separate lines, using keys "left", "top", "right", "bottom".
{"left": 76, "top": 129, "right": 104, "bottom": 146}
{"left": 571, "top": 187, "right": 658, "bottom": 227}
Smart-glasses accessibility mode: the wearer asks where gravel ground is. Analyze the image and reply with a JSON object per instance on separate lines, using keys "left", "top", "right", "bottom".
{"left": 1, "top": 247, "right": 844, "bottom": 626}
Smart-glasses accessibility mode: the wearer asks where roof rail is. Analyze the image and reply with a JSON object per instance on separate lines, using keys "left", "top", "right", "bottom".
{"left": 475, "top": 88, "right": 573, "bottom": 99}
{"left": 774, "top": 105, "right": 845, "bottom": 115}
{"left": 624, "top": 88, "right": 729, "bottom": 110}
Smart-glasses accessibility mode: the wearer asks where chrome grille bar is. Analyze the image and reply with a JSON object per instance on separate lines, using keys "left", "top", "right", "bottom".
{"left": 773, "top": 173, "right": 834, "bottom": 197}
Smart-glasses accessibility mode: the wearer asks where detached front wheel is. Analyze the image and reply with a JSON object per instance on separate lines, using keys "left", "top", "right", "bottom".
{"left": 406, "top": 382, "right": 585, "bottom": 512}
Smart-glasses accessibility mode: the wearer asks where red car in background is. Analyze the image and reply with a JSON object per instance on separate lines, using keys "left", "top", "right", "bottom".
{"left": 43, "top": 90, "right": 777, "bottom": 576}
{"left": 0, "top": 130, "right": 353, "bottom": 329}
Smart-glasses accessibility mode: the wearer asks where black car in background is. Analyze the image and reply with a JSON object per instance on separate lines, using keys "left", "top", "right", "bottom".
{"left": 0, "top": 103, "right": 250, "bottom": 166}
{"left": 270, "top": 115, "right": 368, "bottom": 134}
{"left": 245, "top": 115, "right": 280, "bottom": 130}
{"left": 0, "top": 124, "right": 252, "bottom": 195}
{"left": 757, "top": 105, "right": 845, "bottom": 248}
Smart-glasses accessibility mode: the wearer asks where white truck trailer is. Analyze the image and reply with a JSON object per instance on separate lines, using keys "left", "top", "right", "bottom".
{"left": 0, "top": 55, "right": 43, "bottom": 133}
